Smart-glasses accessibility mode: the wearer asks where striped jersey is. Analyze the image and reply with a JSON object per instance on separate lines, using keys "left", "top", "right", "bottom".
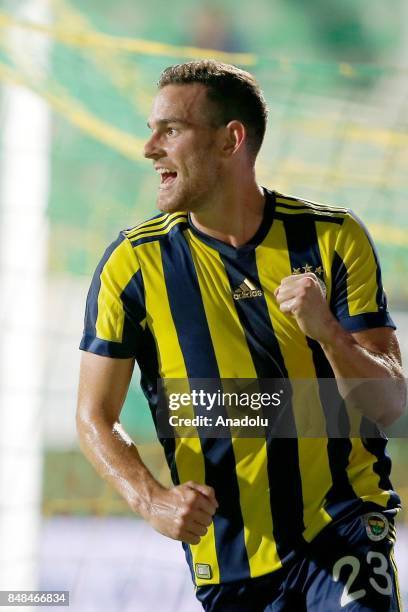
{"left": 80, "top": 188, "right": 400, "bottom": 585}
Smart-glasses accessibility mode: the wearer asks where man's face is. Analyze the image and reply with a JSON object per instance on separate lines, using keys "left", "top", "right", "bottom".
{"left": 144, "top": 83, "right": 223, "bottom": 213}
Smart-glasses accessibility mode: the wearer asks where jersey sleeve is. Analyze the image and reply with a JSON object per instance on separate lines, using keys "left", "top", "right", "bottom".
{"left": 329, "top": 211, "right": 396, "bottom": 333}
{"left": 79, "top": 232, "right": 145, "bottom": 358}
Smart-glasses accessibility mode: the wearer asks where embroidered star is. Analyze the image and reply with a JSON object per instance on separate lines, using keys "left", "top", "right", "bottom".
{"left": 292, "top": 267, "right": 302, "bottom": 275}
{"left": 303, "top": 263, "right": 313, "bottom": 273}
{"left": 315, "top": 265, "right": 323, "bottom": 276}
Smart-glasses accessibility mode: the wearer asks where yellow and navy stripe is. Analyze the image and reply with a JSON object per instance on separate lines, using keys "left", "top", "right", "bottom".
{"left": 219, "top": 246, "right": 306, "bottom": 562}
{"left": 80, "top": 188, "right": 400, "bottom": 585}
{"left": 282, "top": 211, "right": 360, "bottom": 519}
{"left": 80, "top": 233, "right": 145, "bottom": 358}
{"left": 274, "top": 193, "right": 347, "bottom": 222}
{"left": 125, "top": 212, "right": 189, "bottom": 247}
{"left": 160, "top": 236, "right": 251, "bottom": 581}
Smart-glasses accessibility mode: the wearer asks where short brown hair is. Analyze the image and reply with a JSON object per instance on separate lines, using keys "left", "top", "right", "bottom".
{"left": 158, "top": 60, "right": 268, "bottom": 158}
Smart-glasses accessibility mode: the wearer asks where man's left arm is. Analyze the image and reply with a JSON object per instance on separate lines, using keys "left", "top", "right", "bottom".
{"left": 275, "top": 272, "right": 406, "bottom": 427}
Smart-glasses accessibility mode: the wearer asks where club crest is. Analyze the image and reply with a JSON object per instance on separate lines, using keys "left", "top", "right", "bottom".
{"left": 363, "top": 512, "right": 389, "bottom": 542}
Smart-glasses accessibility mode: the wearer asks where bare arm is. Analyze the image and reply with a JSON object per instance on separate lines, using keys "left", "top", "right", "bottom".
{"left": 275, "top": 273, "right": 406, "bottom": 426}
{"left": 76, "top": 352, "right": 218, "bottom": 544}
{"left": 321, "top": 325, "right": 406, "bottom": 427}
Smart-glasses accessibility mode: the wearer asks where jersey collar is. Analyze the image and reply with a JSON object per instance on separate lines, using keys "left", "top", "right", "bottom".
{"left": 187, "top": 188, "right": 276, "bottom": 258}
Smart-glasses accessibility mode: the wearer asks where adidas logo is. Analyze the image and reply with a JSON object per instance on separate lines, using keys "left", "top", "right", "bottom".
{"left": 232, "top": 278, "right": 263, "bottom": 301}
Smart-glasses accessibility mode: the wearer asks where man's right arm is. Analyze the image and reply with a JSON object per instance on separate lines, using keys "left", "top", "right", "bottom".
{"left": 76, "top": 351, "right": 218, "bottom": 545}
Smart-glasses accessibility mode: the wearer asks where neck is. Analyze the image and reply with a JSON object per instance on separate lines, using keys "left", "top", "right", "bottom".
{"left": 190, "top": 175, "right": 266, "bottom": 248}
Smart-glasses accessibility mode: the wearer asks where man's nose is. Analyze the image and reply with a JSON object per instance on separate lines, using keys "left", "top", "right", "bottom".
{"left": 144, "top": 133, "right": 162, "bottom": 159}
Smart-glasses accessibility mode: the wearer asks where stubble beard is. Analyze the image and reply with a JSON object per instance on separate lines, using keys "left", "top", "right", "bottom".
{"left": 156, "top": 185, "right": 187, "bottom": 213}
{"left": 156, "top": 173, "right": 219, "bottom": 214}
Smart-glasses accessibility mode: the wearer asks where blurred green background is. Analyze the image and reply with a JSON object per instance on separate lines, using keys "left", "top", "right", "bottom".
{"left": 1, "top": 0, "right": 407, "bottom": 521}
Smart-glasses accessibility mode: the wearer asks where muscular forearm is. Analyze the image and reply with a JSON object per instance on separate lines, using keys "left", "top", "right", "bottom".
{"left": 275, "top": 273, "right": 406, "bottom": 427}
{"left": 320, "top": 319, "right": 399, "bottom": 378}
{"left": 77, "top": 413, "right": 218, "bottom": 544}
{"left": 77, "top": 414, "right": 163, "bottom": 519}
{"left": 76, "top": 353, "right": 218, "bottom": 544}
{"left": 320, "top": 319, "right": 405, "bottom": 426}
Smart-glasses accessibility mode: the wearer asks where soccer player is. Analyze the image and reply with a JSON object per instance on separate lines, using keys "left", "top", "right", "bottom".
{"left": 77, "top": 61, "right": 405, "bottom": 611}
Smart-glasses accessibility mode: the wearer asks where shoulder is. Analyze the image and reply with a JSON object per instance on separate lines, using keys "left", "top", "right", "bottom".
{"left": 122, "top": 211, "right": 189, "bottom": 247}
{"left": 273, "top": 191, "right": 349, "bottom": 225}
{"left": 272, "top": 192, "right": 376, "bottom": 252}
{"left": 99, "top": 211, "right": 189, "bottom": 271}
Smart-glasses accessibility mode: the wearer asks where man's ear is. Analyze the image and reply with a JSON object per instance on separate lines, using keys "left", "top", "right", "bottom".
{"left": 220, "top": 120, "right": 247, "bottom": 157}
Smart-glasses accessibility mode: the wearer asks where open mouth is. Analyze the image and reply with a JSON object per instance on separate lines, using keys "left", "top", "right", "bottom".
{"left": 157, "top": 168, "right": 178, "bottom": 188}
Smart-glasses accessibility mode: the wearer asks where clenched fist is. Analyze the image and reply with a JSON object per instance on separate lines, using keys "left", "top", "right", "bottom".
{"left": 146, "top": 481, "right": 218, "bottom": 545}
{"left": 274, "top": 272, "right": 338, "bottom": 344}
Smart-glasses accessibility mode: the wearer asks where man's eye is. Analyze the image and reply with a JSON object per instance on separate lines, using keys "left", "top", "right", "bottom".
{"left": 167, "top": 127, "right": 177, "bottom": 136}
